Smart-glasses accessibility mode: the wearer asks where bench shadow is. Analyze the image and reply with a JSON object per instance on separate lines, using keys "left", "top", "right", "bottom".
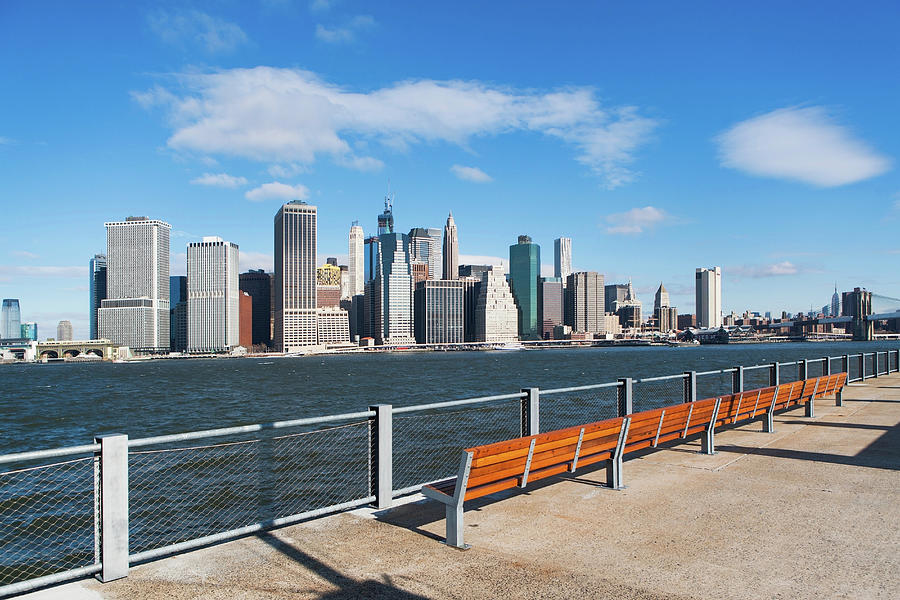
{"left": 256, "top": 531, "right": 431, "bottom": 599}
{"left": 780, "top": 420, "right": 891, "bottom": 431}
{"left": 714, "top": 421, "right": 900, "bottom": 471}
{"left": 375, "top": 461, "right": 613, "bottom": 538}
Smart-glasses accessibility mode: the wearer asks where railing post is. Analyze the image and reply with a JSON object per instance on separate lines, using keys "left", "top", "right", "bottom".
{"left": 873, "top": 353, "right": 880, "bottom": 378}
{"left": 521, "top": 388, "right": 540, "bottom": 436}
{"left": 732, "top": 366, "right": 744, "bottom": 394}
{"left": 842, "top": 354, "right": 849, "bottom": 375}
{"left": 769, "top": 362, "right": 779, "bottom": 387}
{"left": 894, "top": 349, "right": 899, "bottom": 373}
{"left": 823, "top": 357, "right": 831, "bottom": 376}
{"left": 683, "top": 371, "right": 696, "bottom": 403}
{"left": 368, "top": 404, "right": 392, "bottom": 510}
{"left": 94, "top": 433, "right": 129, "bottom": 583}
{"left": 617, "top": 378, "right": 633, "bottom": 417}
{"left": 860, "top": 354, "right": 867, "bottom": 381}
{"left": 799, "top": 359, "right": 807, "bottom": 381}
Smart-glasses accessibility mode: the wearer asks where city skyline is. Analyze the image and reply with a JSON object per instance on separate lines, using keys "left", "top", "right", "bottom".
{"left": 2, "top": 2, "right": 899, "bottom": 338}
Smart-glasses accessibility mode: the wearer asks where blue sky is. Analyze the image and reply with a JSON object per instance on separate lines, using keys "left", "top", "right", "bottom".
{"left": 2, "top": 0, "right": 898, "bottom": 339}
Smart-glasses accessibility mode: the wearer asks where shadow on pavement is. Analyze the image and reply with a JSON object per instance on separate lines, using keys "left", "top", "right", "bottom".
{"left": 257, "top": 532, "right": 431, "bottom": 599}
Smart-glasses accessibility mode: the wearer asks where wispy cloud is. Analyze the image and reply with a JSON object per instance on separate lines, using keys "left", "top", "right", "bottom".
{"left": 603, "top": 206, "right": 675, "bottom": 234}
{"left": 0, "top": 265, "right": 87, "bottom": 280}
{"left": 716, "top": 106, "right": 891, "bottom": 187}
{"left": 451, "top": 165, "right": 493, "bottom": 183}
{"left": 190, "top": 172, "right": 248, "bottom": 188}
{"left": 148, "top": 10, "right": 248, "bottom": 54}
{"left": 10, "top": 250, "right": 39, "bottom": 259}
{"left": 239, "top": 251, "right": 273, "bottom": 272}
{"left": 728, "top": 261, "right": 802, "bottom": 278}
{"left": 315, "top": 15, "right": 375, "bottom": 44}
{"left": 309, "top": 0, "right": 336, "bottom": 12}
{"left": 245, "top": 181, "right": 310, "bottom": 202}
{"left": 137, "top": 68, "right": 657, "bottom": 188}
{"left": 0, "top": 136, "right": 13, "bottom": 145}
{"left": 267, "top": 163, "right": 309, "bottom": 178}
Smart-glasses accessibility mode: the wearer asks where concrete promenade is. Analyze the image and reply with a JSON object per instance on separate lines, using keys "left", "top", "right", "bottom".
{"left": 26, "top": 375, "right": 900, "bottom": 599}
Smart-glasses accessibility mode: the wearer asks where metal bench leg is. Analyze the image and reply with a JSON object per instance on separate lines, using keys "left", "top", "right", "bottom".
{"left": 762, "top": 409, "right": 775, "bottom": 433}
{"left": 805, "top": 397, "right": 815, "bottom": 418}
{"left": 445, "top": 502, "right": 468, "bottom": 550}
{"left": 701, "top": 399, "right": 721, "bottom": 455}
{"left": 606, "top": 455, "right": 623, "bottom": 489}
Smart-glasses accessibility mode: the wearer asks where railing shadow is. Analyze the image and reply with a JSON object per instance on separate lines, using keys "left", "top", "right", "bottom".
{"left": 256, "top": 532, "right": 431, "bottom": 599}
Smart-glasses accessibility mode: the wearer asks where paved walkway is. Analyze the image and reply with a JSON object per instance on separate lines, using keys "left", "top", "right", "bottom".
{"left": 25, "top": 375, "right": 900, "bottom": 599}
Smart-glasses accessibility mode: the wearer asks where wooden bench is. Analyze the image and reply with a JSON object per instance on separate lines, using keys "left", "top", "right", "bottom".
{"left": 422, "top": 373, "right": 849, "bottom": 548}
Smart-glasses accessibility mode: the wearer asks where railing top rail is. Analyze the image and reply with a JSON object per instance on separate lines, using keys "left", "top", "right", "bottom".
{"left": 541, "top": 381, "right": 621, "bottom": 395}
{"left": 393, "top": 391, "right": 527, "bottom": 414}
{"left": 780, "top": 360, "right": 797, "bottom": 366}
{"left": 743, "top": 364, "right": 770, "bottom": 371}
{"left": 128, "top": 410, "right": 376, "bottom": 448}
{"left": 0, "top": 443, "right": 100, "bottom": 466}
{"left": 635, "top": 373, "right": 687, "bottom": 383}
{"left": 696, "top": 368, "right": 735, "bottom": 376}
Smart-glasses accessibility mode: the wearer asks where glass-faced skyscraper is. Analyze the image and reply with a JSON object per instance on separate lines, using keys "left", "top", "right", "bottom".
{"left": 374, "top": 232, "right": 415, "bottom": 344}
{"left": 274, "top": 201, "right": 318, "bottom": 351}
{"left": 89, "top": 254, "right": 107, "bottom": 339}
{"left": 1, "top": 299, "right": 21, "bottom": 339}
{"left": 508, "top": 235, "right": 541, "bottom": 339}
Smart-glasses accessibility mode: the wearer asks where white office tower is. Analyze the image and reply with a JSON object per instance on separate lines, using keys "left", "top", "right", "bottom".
{"left": 187, "top": 237, "right": 239, "bottom": 353}
{"left": 56, "top": 320, "right": 73, "bottom": 341}
{"left": 695, "top": 266, "right": 722, "bottom": 328}
{"left": 99, "top": 217, "right": 171, "bottom": 352}
{"left": 348, "top": 222, "right": 364, "bottom": 297}
{"left": 374, "top": 233, "right": 415, "bottom": 345}
{"left": 442, "top": 212, "right": 459, "bottom": 280}
{"left": 275, "top": 201, "right": 318, "bottom": 351}
{"left": 554, "top": 237, "right": 572, "bottom": 280}
{"left": 475, "top": 270, "right": 519, "bottom": 342}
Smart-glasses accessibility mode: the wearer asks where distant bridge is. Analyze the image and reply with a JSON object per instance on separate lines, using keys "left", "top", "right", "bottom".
{"left": 36, "top": 339, "right": 116, "bottom": 360}
{"left": 761, "top": 291, "right": 900, "bottom": 340}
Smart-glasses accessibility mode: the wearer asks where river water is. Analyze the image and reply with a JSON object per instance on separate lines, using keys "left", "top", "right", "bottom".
{"left": 2, "top": 341, "right": 897, "bottom": 455}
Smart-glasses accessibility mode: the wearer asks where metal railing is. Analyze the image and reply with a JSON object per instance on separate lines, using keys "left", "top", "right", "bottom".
{"left": 2, "top": 347, "right": 899, "bottom": 596}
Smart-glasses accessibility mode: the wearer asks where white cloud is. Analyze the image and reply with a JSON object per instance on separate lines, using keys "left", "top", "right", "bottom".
{"left": 603, "top": 206, "right": 672, "bottom": 234}
{"left": 245, "top": 181, "right": 310, "bottom": 202}
{"left": 729, "top": 261, "right": 800, "bottom": 278}
{"left": 0, "top": 136, "right": 13, "bottom": 145}
{"left": 190, "top": 172, "right": 248, "bottom": 188}
{"left": 10, "top": 250, "right": 39, "bottom": 259}
{"left": 137, "top": 67, "right": 657, "bottom": 188}
{"left": 309, "top": 0, "right": 336, "bottom": 12}
{"left": 315, "top": 15, "right": 375, "bottom": 44}
{"left": 267, "top": 163, "right": 309, "bottom": 178}
{"left": 148, "top": 10, "right": 248, "bottom": 54}
{"left": 451, "top": 165, "right": 492, "bottom": 183}
{"left": 239, "top": 251, "right": 273, "bottom": 272}
{"left": 716, "top": 106, "right": 891, "bottom": 187}
{"left": 171, "top": 252, "right": 186, "bottom": 276}
{"left": 0, "top": 265, "right": 87, "bottom": 279}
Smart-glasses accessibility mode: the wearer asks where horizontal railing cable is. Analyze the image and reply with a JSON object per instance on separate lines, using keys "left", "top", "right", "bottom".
{"left": 392, "top": 392, "right": 526, "bottom": 414}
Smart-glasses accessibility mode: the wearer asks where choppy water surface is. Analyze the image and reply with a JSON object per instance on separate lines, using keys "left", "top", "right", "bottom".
{"left": 1, "top": 341, "right": 897, "bottom": 454}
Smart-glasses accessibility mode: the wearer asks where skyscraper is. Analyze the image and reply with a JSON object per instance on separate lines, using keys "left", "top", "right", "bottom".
{"left": 508, "top": 235, "right": 541, "bottom": 339}
{"left": 373, "top": 232, "right": 415, "bottom": 344}
{"left": 695, "top": 266, "right": 722, "bottom": 329}
{"left": 409, "top": 227, "right": 442, "bottom": 281}
{"left": 377, "top": 197, "right": 394, "bottom": 235}
{"left": 653, "top": 283, "right": 678, "bottom": 332}
{"left": 89, "top": 254, "right": 107, "bottom": 339}
{"left": 364, "top": 236, "right": 380, "bottom": 283}
{"left": 56, "top": 320, "right": 73, "bottom": 341}
{"left": 654, "top": 283, "right": 670, "bottom": 311}
{"left": 442, "top": 212, "right": 459, "bottom": 280}
{"left": 20, "top": 322, "right": 37, "bottom": 341}
{"left": 1, "top": 299, "right": 21, "bottom": 339}
{"left": 414, "top": 279, "right": 465, "bottom": 344}
{"left": 274, "top": 201, "right": 318, "bottom": 351}
{"left": 187, "top": 236, "right": 240, "bottom": 353}
{"left": 170, "top": 275, "right": 188, "bottom": 352}
{"left": 348, "top": 222, "right": 364, "bottom": 297}
{"left": 553, "top": 237, "right": 572, "bottom": 280}
{"left": 239, "top": 270, "right": 272, "bottom": 347}
{"left": 830, "top": 285, "right": 841, "bottom": 318}
{"left": 565, "top": 272, "right": 605, "bottom": 333}
{"left": 539, "top": 277, "right": 563, "bottom": 339}
{"left": 99, "top": 217, "right": 171, "bottom": 352}
{"left": 475, "top": 270, "right": 519, "bottom": 343}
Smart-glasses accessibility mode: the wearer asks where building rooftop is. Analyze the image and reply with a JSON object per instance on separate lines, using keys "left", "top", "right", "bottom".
{"left": 29, "top": 374, "right": 900, "bottom": 600}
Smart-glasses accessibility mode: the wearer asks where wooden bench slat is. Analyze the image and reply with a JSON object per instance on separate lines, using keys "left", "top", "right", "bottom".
{"left": 463, "top": 476, "right": 519, "bottom": 501}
